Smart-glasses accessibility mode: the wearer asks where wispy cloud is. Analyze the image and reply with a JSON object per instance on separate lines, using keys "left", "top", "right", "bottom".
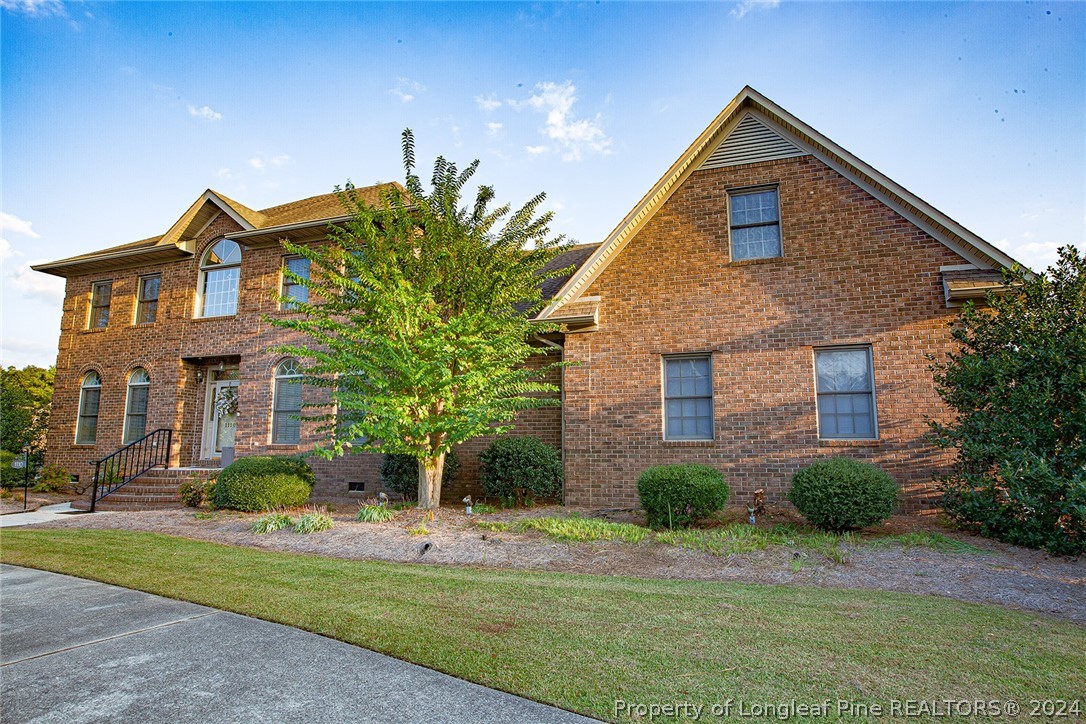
{"left": 390, "top": 77, "right": 425, "bottom": 104}
{"left": 475, "top": 94, "right": 502, "bottom": 112}
{"left": 0, "top": 238, "right": 19, "bottom": 263}
{"left": 216, "top": 167, "right": 232, "bottom": 180}
{"left": 511, "top": 81, "right": 612, "bottom": 162}
{"left": 0, "top": 211, "right": 42, "bottom": 238}
{"left": 486, "top": 121, "right": 503, "bottom": 136}
{"left": 7, "top": 258, "right": 65, "bottom": 304}
{"left": 188, "top": 104, "right": 222, "bottom": 121}
{"left": 524, "top": 145, "right": 546, "bottom": 155}
{"left": 0, "top": 0, "right": 66, "bottom": 17}
{"left": 731, "top": 0, "right": 780, "bottom": 19}
{"left": 248, "top": 153, "right": 291, "bottom": 172}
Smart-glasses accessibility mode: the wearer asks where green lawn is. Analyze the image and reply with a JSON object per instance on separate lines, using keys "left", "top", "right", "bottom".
{"left": 2, "top": 529, "right": 1082, "bottom": 721}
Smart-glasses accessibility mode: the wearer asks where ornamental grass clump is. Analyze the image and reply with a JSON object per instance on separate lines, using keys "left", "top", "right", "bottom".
{"left": 788, "top": 457, "right": 898, "bottom": 532}
{"left": 356, "top": 504, "right": 397, "bottom": 523}
{"left": 294, "top": 509, "right": 334, "bottom": 534}
{"left": 636, "top": 464, "right": 730, "bottom": 529}
{"left": 250, "top": 512, "right": 295, "bottom": 534}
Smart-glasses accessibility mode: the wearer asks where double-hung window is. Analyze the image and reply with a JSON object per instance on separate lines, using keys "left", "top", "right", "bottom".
{"left": 137, "top": 275, "right": 161, "bottom": 324}
{"left": 728, "top": 187, "right": 781, "bottom": 261}
{"left": 814, "top": 346, "right": 878, "bottom": 439}
{"left": 76, "top": 372, "right": 102, "bottom": 444}
{"left": 280, "top": 256, "right": 310, "bottom": 310}
{"left": 663, "top": 355, "right": 714, "bottom": 440}
{"left": 272, "top": 358, "right": 303, "bottom": 444}
{"left": 89, "top": 282, "right": 112, "bottom": 328}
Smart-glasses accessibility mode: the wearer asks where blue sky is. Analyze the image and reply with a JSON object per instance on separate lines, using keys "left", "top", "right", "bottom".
{"left": 2, "top": 1, "right": 1083, "bottom": 368}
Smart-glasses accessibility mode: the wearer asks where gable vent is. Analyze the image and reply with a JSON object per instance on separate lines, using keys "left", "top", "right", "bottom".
{"left": 699, "top": 113, "right": 807, "bottom": 170}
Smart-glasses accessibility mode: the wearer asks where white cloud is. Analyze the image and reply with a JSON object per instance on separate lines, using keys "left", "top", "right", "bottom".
{"left": 0, "top": 238, "right": 20, "bottom": 263}
{"left": 0, "top": 0, "right": 66, "bottom": 16}
{"left": 248, "top": 153, "right": 291, "bottom": 172}
{"left": 390, "top": 77, "right": 425, "bottom": 104}
{"left": 475, "top": 94, "right": 502, "bottom": 112}
{"left": 524, "top": 145, "right": 547, "bottom": 155}
{"left": 0, "top": 212, "right": 41, "bottom": 238}
{"left": 7, "top": 258, "right": 65, "bottom": 304}
{"left": 1007, "top": 239, "right": 1062, "bottom": 271}
{"left": 512, "top": 81, "right": 613, "bottom": 162}
{"left": 486, "top": 122, "right": 503, "bottom": 136}
{"left": 270, "top": 153, "right": 291, "bottom": 167}
{"left": 187, "top": 104, "right": 222, "bottom": 121}
{"left": 216, "top": 167, "right": 232, "bottom": 180}
{"left": 249, "top": 157, "right": 265, "bottom": 171}
{"left": 731, "top": 0, "right": 780, "bottom": 19}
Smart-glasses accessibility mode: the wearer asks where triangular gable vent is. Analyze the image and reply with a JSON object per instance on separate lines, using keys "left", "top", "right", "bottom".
{"left": 698, "top": 113, "right": 807, "bottom": 170}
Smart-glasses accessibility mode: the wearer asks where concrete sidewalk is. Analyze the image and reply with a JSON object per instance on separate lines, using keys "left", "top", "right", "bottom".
{"left": 0, "top": 565, "right": 595, "bottom": 723}
{"left": 0, "top": 503, "right": 83, "bottom": 528}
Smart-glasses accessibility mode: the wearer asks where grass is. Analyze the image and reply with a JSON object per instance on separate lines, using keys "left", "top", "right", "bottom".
{"left": 866, "top": 531, "right": 988, "bottom": 555}
{"left": 656, "top": 524, "right": 855, "bottom": 563}
{"left": 515, "top": 515, "right": 649, "bottom": 543}
{"left": 471, "top": 503, "right": 498, "bottom": 514}
{"left": 250, "top": 512, "right": 294, "bottom": 534}
{"left": 1, "top": 529, "right": 1082, "bottom": 721}
{"left": 356, "top": 504, "right": 398, "bottom": 523}
{"left": 406, "top": 524, "right": 429, "bottom": 536}
{"left": 293, "top": 511, "right": 334, "bottom": 534}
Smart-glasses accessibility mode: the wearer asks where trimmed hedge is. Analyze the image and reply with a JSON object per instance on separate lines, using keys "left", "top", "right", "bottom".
{"left": 212, "top": 456, "right": 314, "bottom": 512}
{"left": 637, "top": 464, "right": 730, "bottom": 529}
{"left": 479, "top": 437, "right": 563, "bottom": 503}
{"left": 789, "top": 457, "right": 898, "bottom": 532}
{"left": 380, "top": 450, "right": 460, "bottom": 500}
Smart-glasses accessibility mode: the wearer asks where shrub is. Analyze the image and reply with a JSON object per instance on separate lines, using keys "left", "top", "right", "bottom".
{"left": 789, "top": 457, "right": 898, "bottom": 532}
{"left": 251, "top": 512, "right": 294, "bottom": 534}
{"left": 32, "top": 464, "right": 70, "bottom": 494}
{"left": 1, "top": 451, "right": 24, "bottom": 489}
{"left": 636, "top": 464, "right": 730, "bottom": 529}
{"left": 178, "top": 476, "right": 215, "bottom": 508}
{"left": 478, "top": 437, "right": 563, "bottom": 503}
{"left": 294, "top": 510, "right": 334, "bottom": 534}
{"left": 356, "top": 504, "right": 397, "bottom": 523}
{"left": 380, "top": 450, "right": 460, "bottom": 500}
{"left": 212, "top": 456, "right": 314, "bottom": 512}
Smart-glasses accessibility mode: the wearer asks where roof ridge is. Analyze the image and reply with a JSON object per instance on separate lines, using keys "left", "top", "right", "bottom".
{"left": 256, "top": 181, "right": 402, "bottom": 216}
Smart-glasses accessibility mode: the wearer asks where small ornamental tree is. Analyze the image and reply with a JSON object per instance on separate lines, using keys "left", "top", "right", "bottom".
{"left": 931, "top": 246, "right": 1086, "bottom": 555}
{"left": 269, "top": 130, "right": 569, "bottom": 509}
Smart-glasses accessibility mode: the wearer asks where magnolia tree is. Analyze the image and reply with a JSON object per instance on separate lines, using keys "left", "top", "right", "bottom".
{"left": 269, "top": 130, "right": 569, "bottom": 508}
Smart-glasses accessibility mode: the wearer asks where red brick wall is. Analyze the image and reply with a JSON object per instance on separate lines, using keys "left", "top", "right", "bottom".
{"left": 560, "top": 154, "right": 969, "bottom": 511}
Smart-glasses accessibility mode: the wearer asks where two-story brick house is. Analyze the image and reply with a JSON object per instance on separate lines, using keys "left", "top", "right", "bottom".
{"left": 34, "top": 87, "right": 1016, "bottom": 510}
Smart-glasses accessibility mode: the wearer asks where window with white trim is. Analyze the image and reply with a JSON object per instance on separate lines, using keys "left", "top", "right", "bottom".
{"left": 280, "top": 256, "right": 310, "bottom": 310}
{"left": 89, "top": 282, "right": 112, "bottom": 328}
{"left": 272, "top": 358, "right": 303, "bottom": 444}
{"left": 814, "top": 346, "right": 878, "bottom": 439}
{"left": 198, "top": 240, "right": 241, "bottom": 318}
{"left": 728, "top": 187, "right": 781, "bottom": 261}
{"left": 123, "top": 368, "right": 151, "bottom": 443}
{"left": 663, "top": 355, "right": 714, "bottom": 440}
{"left": 76, "top": 371, "right": 102, "bottom": 444}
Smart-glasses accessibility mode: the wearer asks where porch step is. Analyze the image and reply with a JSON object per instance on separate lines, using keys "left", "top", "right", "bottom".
{"left": 76, "top": 467, "right": 220, "bottom": 512}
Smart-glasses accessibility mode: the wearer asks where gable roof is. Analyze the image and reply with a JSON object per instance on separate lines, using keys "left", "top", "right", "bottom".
{"left": 536, "top": 86, "right": 1022, "bottom": 320}
{"left": 33, "top": 183, "right": 403, "bottom": 277}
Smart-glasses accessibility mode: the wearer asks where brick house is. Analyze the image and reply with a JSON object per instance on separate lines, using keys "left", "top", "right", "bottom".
{"left": 34, "top": 87, "right": 1017, "bottom": 511}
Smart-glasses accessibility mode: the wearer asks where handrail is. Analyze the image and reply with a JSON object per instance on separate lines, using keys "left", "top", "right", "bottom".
{"left": 90, "top": 428, "right": 173, "bottom": 512}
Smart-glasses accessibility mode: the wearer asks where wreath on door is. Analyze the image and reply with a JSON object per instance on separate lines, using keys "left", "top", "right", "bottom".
{"left": 214, "top": 387, "right": 239, "bottom": 416}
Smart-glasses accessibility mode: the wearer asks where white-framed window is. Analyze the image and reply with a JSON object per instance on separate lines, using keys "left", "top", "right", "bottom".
{"left": 814, "top": 346, "right": 878, "bottom": 440}
{"left": 728, "top": 187, "right": 781, "bottom": 261}
{"left": 272, "top": 358, "right": 303, "bottom": 445}
{"left": 89, "top": 281, "right": 112, "bottom": 328}
{"left": 76, "top": 371, "right": 102, "bottom": 444}
{"left": 123, "top": 368, "right": 151, "bottom": 443}
{"left": 663, "top": 355, "right": 714, "bottom": 440}
{"left": 280, "top": 255, "right": 310, "bottom": 310}
{"left": 197, "top": 239, "right": 242, "bottom": 318}
{"left": 136, "top": 275, "right": 161, "bottom": 325}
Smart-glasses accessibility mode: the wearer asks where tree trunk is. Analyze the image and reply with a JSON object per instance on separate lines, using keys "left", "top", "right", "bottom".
{"left": 417, "top": 452, "right": 445, "bottom": 509}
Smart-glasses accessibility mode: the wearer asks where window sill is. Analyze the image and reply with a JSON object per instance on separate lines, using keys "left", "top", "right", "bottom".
{"left": 267, "top": 443, "right": 301, "bottom": 449}
{"left": 726, "top": 255, "right": 783, "bottom": 268}
{"left": 661, "top": 439, "right": 716, "bottom": 446}
{"left": 132, "top": 322, "right": 156, "bottom": 328}
{"left": 72, "top": 444, "right": 96, "bottom": 449}
{"left": 192, "top": 314, "right": 238, "bottom": 322}
{"left": 819, "top": 439, "right": 881, "bottom": 447}
{"left": 80, "top": 328, "right": 108, "bottom": 334}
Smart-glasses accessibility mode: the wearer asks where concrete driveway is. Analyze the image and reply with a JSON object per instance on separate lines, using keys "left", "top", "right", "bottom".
{"left": 0, "top": 565, "right": 594, "bottom": 723}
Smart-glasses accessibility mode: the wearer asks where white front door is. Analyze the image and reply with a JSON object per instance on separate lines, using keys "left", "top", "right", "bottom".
{"left": 202, "top": 371, "right": 239, "bottom": 459}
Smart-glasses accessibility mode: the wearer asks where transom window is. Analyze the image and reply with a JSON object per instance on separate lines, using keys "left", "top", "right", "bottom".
{"left": 137, "top": 275, "right": 161, "bottom": 325}
{"left": 89, "top": 282, "right": 112, "bottom": 328}
{"left": 272, "top": 358, "right": 303, "bottom": 445}
{"left": 123, "top": 368, "right": 151, "bottom": 443}
{"left": 76, "top": 371, "right": 102, "bottom": 444}
{"left": 198, "top": 239, "right": 241, "bottom": 318}
{"left": 280, "top": 256, "right": 310, "bottom": 310}
{"left": 663, "top": 355, "right": 714, "bottom": 440}
{"left": 814, "top": 346, "right": 878, "bottom": 439}
{"left": 728, "top": 187, "right": 781, "bottom": 261}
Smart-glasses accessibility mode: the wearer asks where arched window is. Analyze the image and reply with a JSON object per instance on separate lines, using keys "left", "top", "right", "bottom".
{"left": 198, "top": 239, "right": 241, "bottom": 318}
{"left": 76, "top": 371, "right": 102, "bottom": 444}
{"left": 272, "top": 358, "right": 303, "bottom": 444}
{"left": 123, "top": 368, "right": 151, "bottom": 443}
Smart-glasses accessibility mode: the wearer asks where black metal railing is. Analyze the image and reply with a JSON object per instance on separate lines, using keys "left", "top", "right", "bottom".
{"left": 90, "top": 428, "right": 173, "bottom": 512}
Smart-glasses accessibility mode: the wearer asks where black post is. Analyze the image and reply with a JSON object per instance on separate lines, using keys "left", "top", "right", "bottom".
{"left": 91, "top": 459, "right": 100, "bottom": 513}
{"left": 22, "top": 448, "right": 29, "bottom": 512}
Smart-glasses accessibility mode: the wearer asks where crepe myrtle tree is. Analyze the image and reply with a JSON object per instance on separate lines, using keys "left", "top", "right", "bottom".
{"left": 269, "top": 130, "right": 570, "bottom": 509}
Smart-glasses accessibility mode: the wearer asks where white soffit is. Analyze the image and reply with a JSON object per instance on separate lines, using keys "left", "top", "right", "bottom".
{"left": 698, "top": 112, "right": 808, "bottom": 170}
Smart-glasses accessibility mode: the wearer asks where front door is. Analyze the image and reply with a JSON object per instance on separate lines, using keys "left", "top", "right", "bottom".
{"left": 202, "top": 369, "right": 239, "bottom": 460}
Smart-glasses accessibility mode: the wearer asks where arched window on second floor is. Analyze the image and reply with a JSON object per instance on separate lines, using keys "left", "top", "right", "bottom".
{"left": 76, "top": 371, "right": 102, "bottom": 444}
{"left": 198, "top": 239, "right": 242, "bottom": 318}
{"left": 272, "top": 358, "right": 303, "bottom": 445}
{"left": 123, "top": 368, "right": 151, "bottom": 443}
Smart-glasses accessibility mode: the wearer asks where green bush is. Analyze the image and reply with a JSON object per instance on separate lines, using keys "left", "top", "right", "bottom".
{"left": 479, "top": 436, "right": 563, "bottom": 503}
{"left": 212, "top": 456, "right": 314, "bottom": 512}
{"left": 636, "top": 464, "right": 730, "bottom": 529}
{"left": 380, "top": 450, "right": 460, "bottom": 500}
{"left": 789, "top": 457, "right": 898, "bottom": 532}
{"left": 1, "top": 451, "right": 25, "bottom": 489}
{"left": 33, "top": 464, "right": 70, "bottom": 494}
